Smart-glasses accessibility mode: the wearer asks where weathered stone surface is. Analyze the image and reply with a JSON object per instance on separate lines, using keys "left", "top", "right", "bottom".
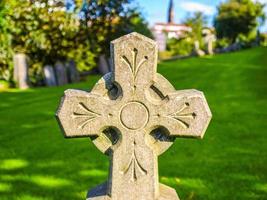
{"left": 56, "top": 32, "right": 212, "bottom": 200}
{"left": 44, "top": 65, "right": 57, "bottom": 86}
{"left": 13, "top": 53, "right": 29, "bottom": 89}
{"left": 55, "top": 61, "right": 68, "bottom": 85}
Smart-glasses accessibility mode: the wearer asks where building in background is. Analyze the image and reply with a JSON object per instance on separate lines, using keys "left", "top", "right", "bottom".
{"left": 152, "top": 0, "right": 192, "bottom": 51}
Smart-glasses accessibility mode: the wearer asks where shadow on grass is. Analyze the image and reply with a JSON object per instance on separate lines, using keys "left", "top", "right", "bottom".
{"left": 0, "top": 157, "right": 109, "bottom": 200}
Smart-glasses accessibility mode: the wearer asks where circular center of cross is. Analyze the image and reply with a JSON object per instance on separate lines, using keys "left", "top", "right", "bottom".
{"left": 120, "top": 101, "right": 149, "bottom": 130}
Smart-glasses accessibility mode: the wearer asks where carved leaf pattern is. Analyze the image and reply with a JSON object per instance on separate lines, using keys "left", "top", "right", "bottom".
{"left": 72, "top": 102, "right": 101, "bottom": 129}
{"left": 121, "top": 141, "right": 147, "bottom": 181}
{"left": 121, "top": 48, "right": 148, "bottom": 84}
{"left": 167, "top": 102, "right": 196, "bottom": 129}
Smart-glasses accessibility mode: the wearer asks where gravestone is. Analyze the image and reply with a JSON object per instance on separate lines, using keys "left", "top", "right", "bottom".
{"left": 207, "top": 38, "right": 214, "bottom": 55}
{"left": 98, "top": 54, "right": 111, "bottom": 75}
{"left": 56, "top": 32, "right": 212, "bottom": 200}
{"left": 55, "top": 61, "right": 68, "bottom": 85}
{"left": 44, "top": 65, "right": 57, "bottom": 86}
{"left": 194, "top": 41, "right": 205, "bottom": 57}
{"left": 66, "top": 60, "right": 80, "bottom": 83}
{"left": 205, "top": 35, "right": 216, "bottom": 55}
{"left": 13, "top": 53, "right": 29, "bottom": 89}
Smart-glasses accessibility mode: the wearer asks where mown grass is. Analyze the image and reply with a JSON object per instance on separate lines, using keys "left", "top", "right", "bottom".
{"left": 0, "top": 47, "right": 267, "bottom": 200}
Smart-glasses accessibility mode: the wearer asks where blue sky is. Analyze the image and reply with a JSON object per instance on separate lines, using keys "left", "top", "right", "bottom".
{"left": 135, "top": 0, "right": 267, "bottom": 31}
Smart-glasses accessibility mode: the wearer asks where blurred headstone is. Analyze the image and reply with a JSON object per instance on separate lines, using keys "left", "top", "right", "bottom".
{"left": 55, "top": 61, "right": 68, "bottom": 85}
{"left": 13, "top": 53, "right": 29, "bottom": 89}
{"left": 194, "top": 41, "right": 205, "bottom": 57}
{"left": 66, "top": 60, "right": 79, "bottom": 83}
{"left": 207, "top": 39, "right": 214, "bottom": 55}
{"left": 97, "top": 54, "right": 110, "bottom": 75}
{"left": 56, "top": 33, "right": 212, "bottom": 200}
{"left": 203, "top": 28, "right": 216, "bottom": 55}
{"left": 205, "top": 35, "right": 216, "bottom": 55}
{"left": 44, "top": 65, "right": 57, "bottom": 86}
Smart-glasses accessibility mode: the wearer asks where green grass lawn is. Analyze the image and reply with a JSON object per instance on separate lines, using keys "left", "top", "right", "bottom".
{"left": 0, "top": 47, "right": 267, "bottom": 200}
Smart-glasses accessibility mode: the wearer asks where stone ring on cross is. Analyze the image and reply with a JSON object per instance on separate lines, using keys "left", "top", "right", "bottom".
{"left": 56, "top": 32, "right": 212, "bottom": 200}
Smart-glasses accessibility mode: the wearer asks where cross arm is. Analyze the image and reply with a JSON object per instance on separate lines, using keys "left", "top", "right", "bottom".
{"left": 156, "top": 89, "right": 212, "bottom": 138}
{"left": 56, "top": 89, "right": 110, "bottom": 138}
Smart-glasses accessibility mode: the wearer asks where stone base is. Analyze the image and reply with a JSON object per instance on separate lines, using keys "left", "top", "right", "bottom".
{"left": 86, "top": 182, "right": 179, "bottom": 200}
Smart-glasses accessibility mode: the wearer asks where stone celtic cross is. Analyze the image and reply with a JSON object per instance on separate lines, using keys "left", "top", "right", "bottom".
{"left": 56, "top": 32, "right": 212, "bottom": 200}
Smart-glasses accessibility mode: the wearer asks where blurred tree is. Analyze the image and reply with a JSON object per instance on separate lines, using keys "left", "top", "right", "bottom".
{"left": 214, "top": 0, "right": 265, "bottom": 44}
{"left": 183, "top": 12, "right": 207, "bottom": 49}
{"left": 0, "top": 0, "right": 151, "bottom": 84}
{"left": 0, "top": 1, "right": 13, "bottom": 82}
{"left": 166, "top": 12, "right": 207, "bottom": 57}
{"left": 118, "top": 8, "right": 153, "bottom": 39}
{"left": 167, "top": 37, "right": 194, "bottom": 56}
{"left": 0, "top": 0, "right": 95, "bottom": 84}
{"left": 78, "top": 0, "right": 152, "bottom": 55}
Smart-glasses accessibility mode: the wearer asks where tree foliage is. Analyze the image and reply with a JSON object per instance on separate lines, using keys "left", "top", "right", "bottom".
{"left": 0, "top": 0, "right": 152, "bottom": 84}
{"left": 9, "top": 1, "right": 94, "bottom": 66}
{"left": 78, "top": 0, "right": 152, "bottom": 55}
{"left": 214, "top": 0, "right": 265, "bottom": 43}
{"left": 167, "top": 37, "right": 194, "bottom": 56}
{"left": 167, "top": 12, "right": 207, "bottom": 56}
{"left": 183, "top": 12, "right": 207, "bottom": 48}
{"left": 0, "top": 1, "right": 13, "bottom": 81}
{"left": 0, "top": 0, "right": 96, "bottom": 83}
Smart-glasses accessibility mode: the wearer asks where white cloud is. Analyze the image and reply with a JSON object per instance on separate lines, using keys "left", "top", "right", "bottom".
{"left": 180, "top": 2, "right": 215, "bottom": 15}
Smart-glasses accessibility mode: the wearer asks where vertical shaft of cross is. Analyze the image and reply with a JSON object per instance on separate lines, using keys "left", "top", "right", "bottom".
{"left": 109, "top": 132, "right": 159, "bottom": 200}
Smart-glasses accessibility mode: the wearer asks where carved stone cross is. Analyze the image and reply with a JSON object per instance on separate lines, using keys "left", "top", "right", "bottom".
{"left": 56, "top": 33, "right": 212, "bottom": 200}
